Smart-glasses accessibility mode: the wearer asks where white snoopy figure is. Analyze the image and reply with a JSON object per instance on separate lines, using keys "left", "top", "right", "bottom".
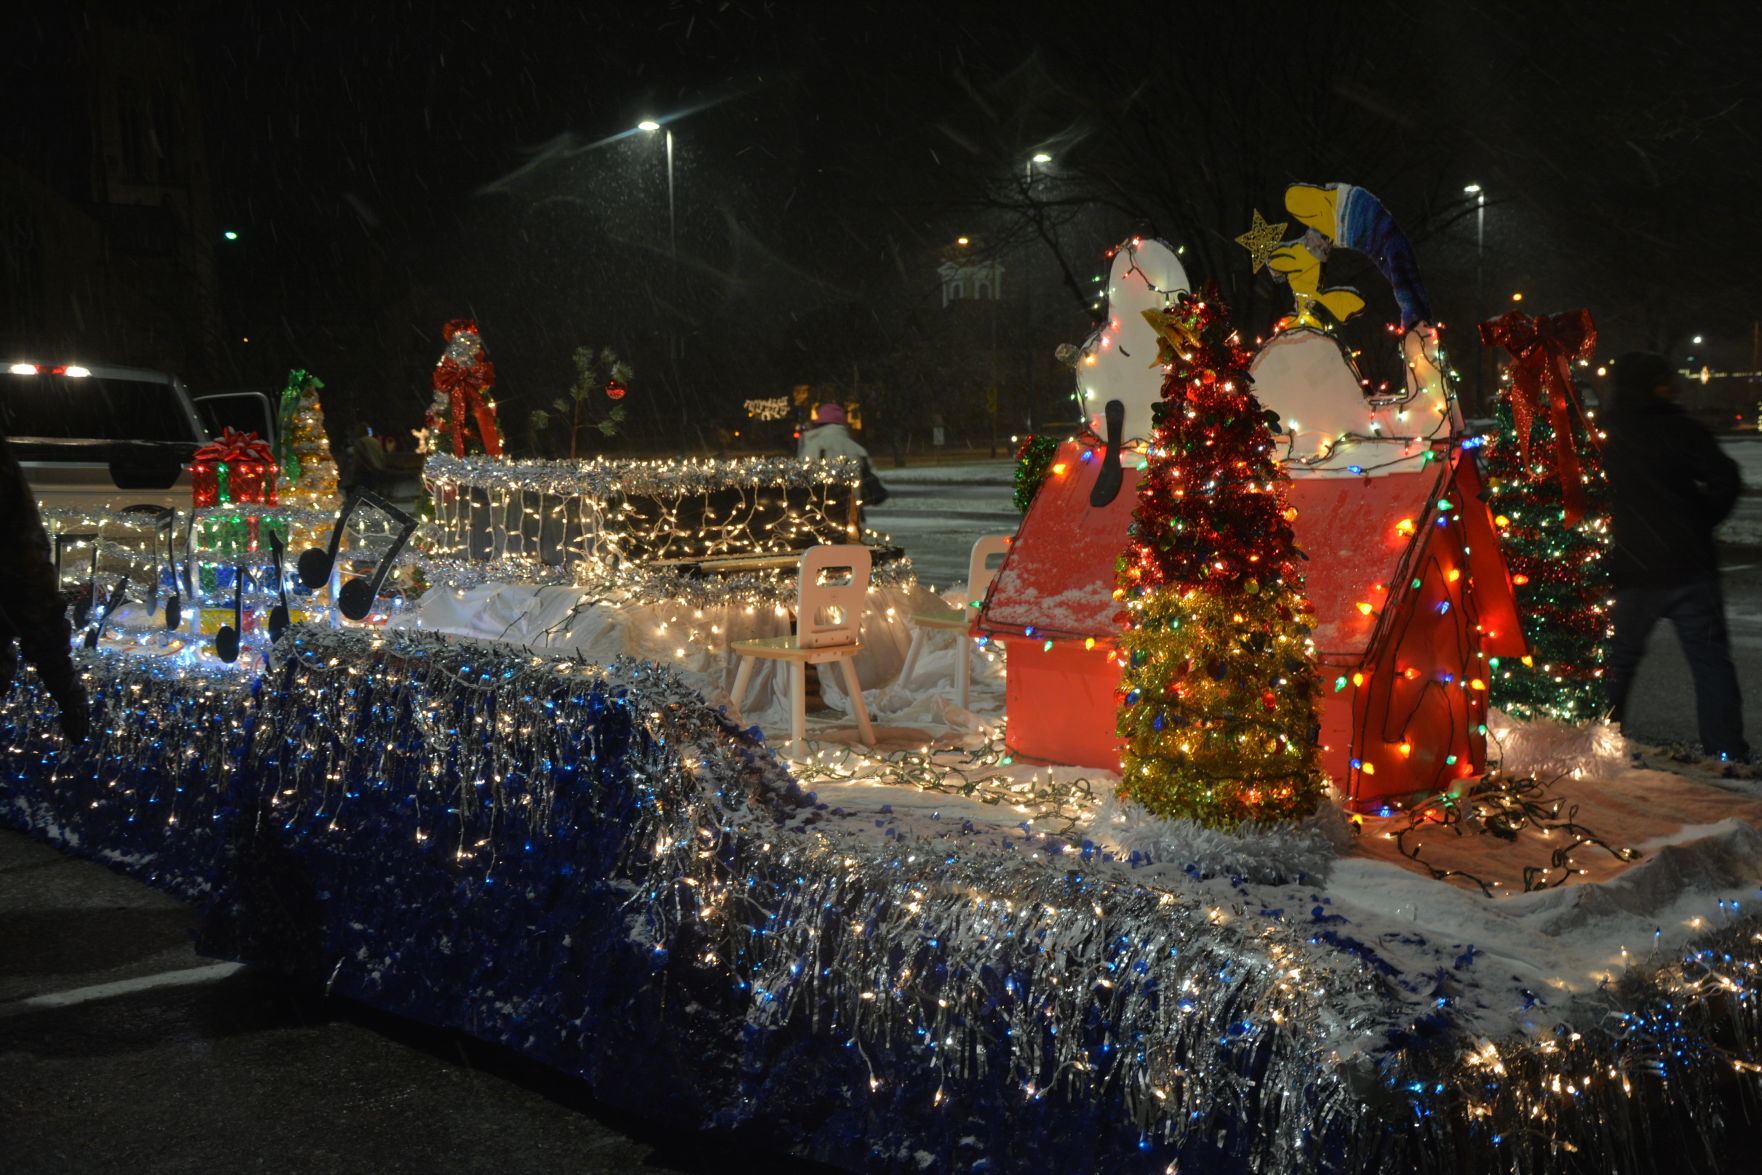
{"left": 1073, "top": 236, "right": 1191, "bottom": 444}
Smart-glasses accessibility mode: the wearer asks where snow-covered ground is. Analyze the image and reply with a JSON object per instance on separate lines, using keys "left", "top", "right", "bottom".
{"left": 870, "top": 460, "right": 1017, "bottom": 486}
{"left": 761, "top": 683, "right": 1762, "bottom": 1062}
{"left": 864, "top": 460, "right": 1018, "bottom": 590}
{"left": 1720, "top": 436, "right": 1762, "bottom": 546}
{"left": 1725, "top": 435, "right": 1762, "bottom": 485}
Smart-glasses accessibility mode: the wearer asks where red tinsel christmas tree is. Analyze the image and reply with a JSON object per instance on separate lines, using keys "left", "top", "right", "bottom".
{"left": 1115, "top": 287, "right": 1324, "bottom": 827}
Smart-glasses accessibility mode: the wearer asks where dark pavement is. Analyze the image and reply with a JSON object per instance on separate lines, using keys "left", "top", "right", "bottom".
{"left": 0, "top": 831, "right": 832, "bottom": 1174}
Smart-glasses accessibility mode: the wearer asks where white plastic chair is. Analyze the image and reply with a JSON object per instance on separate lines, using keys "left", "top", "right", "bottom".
{"left": 729, "top": 545, "right": 876, "bottom": 749}
{"left": 904, "top": 533, "right": 1011, "bottom": 709}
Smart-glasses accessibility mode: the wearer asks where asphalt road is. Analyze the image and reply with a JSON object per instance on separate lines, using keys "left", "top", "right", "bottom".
{"left": 0, "top": 831, "right": 833, "bottom": 1174}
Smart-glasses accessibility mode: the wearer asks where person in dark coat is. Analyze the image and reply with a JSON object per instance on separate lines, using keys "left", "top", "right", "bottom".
{"left": 1603, "top": 351, "right": 1746, "bottom": 761}
{"left": 0, "top": 434, "right": 89, "bottom": 741}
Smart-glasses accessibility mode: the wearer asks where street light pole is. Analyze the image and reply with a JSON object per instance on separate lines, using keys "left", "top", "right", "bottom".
{"left": 1465, "top": 183, "right": 1486, "bottom": 416}
{"left": 1023, "top": 153, "right": 1051, "bottom": 432}
{"left": 638, "top": 120, "right": 676, "bottom": 258}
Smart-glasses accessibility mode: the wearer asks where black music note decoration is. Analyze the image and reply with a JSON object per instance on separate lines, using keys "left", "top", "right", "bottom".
{"left": 268, "top": 531, "right": 292, "bottom": 643}
{"left": 214, "top": 567, "right": 251, "bottom": 664}
{"left": 296, "top": 490, "right": 418, "bottom": 622}
{"left": 157, "top": 510, "right": 184, "bottom": 631}
{"left": 296, "top": 489, "right": 360, "bottom": 590}
{"left": 83, "top": 578, "right": 129, "bottom": 649}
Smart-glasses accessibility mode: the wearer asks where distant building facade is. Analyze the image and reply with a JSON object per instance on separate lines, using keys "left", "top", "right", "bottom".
{"left": 937, "top": 255, "right": 1005, "bottom": 308}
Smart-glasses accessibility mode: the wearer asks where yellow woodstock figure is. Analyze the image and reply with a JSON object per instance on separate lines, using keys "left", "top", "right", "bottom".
{"left": 1266, "top": 185, "right": 1366, "bottom": 331}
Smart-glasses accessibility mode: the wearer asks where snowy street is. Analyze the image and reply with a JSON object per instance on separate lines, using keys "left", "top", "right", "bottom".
{"left": 869, "top": 448, "right": 1762, "bottom": 754}
{"left": 865, "top": 460, "right": 1022, "bottom": 590}
{"left": 0, "top": 828, "right": 798, "bottom": 1174}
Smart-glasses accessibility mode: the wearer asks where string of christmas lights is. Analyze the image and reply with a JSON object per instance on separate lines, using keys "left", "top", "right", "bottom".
{"left": 421, "top": 452, "right": 870, "bottom": 590}
{"left": 785, "top": 728, "right": 1104, "bottom": 841}
{"left": 1383, "top": 772, "right": 1639, "bottom": 897}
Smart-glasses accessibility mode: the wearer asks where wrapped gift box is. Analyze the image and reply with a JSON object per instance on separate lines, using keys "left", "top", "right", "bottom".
{"left": 191, "top": 428, "right": 279, "bottom": 508}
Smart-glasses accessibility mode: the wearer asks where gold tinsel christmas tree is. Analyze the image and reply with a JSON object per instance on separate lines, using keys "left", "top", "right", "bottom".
{"left": 276, "top": 369, "right": 340, "bottom": 508}
{"left": 1114, "top": 288, "right": 1324, "bottom": 828}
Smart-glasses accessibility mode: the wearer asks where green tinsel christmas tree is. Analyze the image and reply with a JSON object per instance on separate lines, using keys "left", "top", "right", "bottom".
{"left": 1481, "top": 387, "right": 1612, "bottom": 723}
{"left": 1478, "top": 308, "right": 1610, "bottom": 724}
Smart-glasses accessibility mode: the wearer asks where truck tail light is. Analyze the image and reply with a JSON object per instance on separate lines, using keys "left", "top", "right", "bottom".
{"left": 7, "top": 364, "right": 90, "bottom": 377}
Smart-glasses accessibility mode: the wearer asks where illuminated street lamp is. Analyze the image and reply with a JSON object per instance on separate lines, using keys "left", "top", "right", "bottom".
{"left": 1021, "top": 153, "right": 1054, "bottom": 432}
{"left": 638, "top": 119, "right": 675, "bottom": 258}
{"left": 1465, "top": 183, "right": 1487, "bottom": 413}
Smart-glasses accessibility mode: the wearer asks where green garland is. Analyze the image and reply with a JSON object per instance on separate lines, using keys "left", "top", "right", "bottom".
{"left": 1012, "top": 433, "right": 1061, "bottom": 512}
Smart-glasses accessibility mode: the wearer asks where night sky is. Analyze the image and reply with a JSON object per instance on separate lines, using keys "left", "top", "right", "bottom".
{"left": 19, "top": 0, "right": 1762, "bottom": 447}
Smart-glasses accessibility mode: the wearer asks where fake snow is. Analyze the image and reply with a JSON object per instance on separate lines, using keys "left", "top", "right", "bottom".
{"left": 764, "top": 697, "right": 1762, "bottom": 1053}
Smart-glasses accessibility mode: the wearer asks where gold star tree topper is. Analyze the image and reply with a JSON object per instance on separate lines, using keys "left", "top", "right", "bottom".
{"left": 1141, "top": 308, "right": 1204, "bottom": 368}
{"left": 1235, "top": 209, "right": 1288, "bottom": 273}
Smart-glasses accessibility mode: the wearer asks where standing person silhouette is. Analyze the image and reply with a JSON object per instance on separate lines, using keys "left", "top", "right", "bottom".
{"left": 798, "top": 402, "right": 867, "bottom": 461}
{"left": 0, "top": 433, "right": 89, "bottom": 742}
{"left": 799, "top": 401, "right": 887, "bottom": 515}
{"left": 1603, "top": 351, "right": 1747, "bottom": 763}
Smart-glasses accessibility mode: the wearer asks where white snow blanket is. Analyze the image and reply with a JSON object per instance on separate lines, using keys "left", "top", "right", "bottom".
{"left": 406, "top": 579, "right": 1006, "bottom": 731}
{"left": 776, "top": 707, "right": 1762, "bottom": 1054}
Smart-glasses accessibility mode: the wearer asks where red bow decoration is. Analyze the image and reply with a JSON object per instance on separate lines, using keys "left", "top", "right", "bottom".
{"left": 432, "top": 358, "right": 504, "bottom": 459}
{"left": 1479, "top": 309, "right": 1598, "bottom": 525}
{"left": 194, "top": 426, "right": 274, "bottom": 466}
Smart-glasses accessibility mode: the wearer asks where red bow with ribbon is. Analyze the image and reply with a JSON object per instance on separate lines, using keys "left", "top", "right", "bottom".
{"left": 193, "top": 426, "right": 274, "bottom": 466}
{"left": 1479, "top": 308, "right": 1598, "bottom": 525}
{"left": 432, "top": 358, "right": 504, "bottom": 459}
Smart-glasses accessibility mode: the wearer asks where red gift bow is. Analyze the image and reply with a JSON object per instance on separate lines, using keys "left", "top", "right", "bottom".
{"left": 432, "top": 358, "right": 504, "bottom": 459}
{"left": 193, "top": 426, "right": 275, "bottom": 466}
{"left": 1479, "top": 308, "right": 1598, "bottom": 526}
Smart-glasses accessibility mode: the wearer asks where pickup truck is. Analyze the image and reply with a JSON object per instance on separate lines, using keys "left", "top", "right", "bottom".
{"left": 1, "top": 361, "right": 269, "bottom": 513}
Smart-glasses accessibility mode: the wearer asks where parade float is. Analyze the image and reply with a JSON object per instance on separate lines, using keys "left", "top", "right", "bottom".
{"left": 5, "top": 283, "right": 1762, "bottom": 1175}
